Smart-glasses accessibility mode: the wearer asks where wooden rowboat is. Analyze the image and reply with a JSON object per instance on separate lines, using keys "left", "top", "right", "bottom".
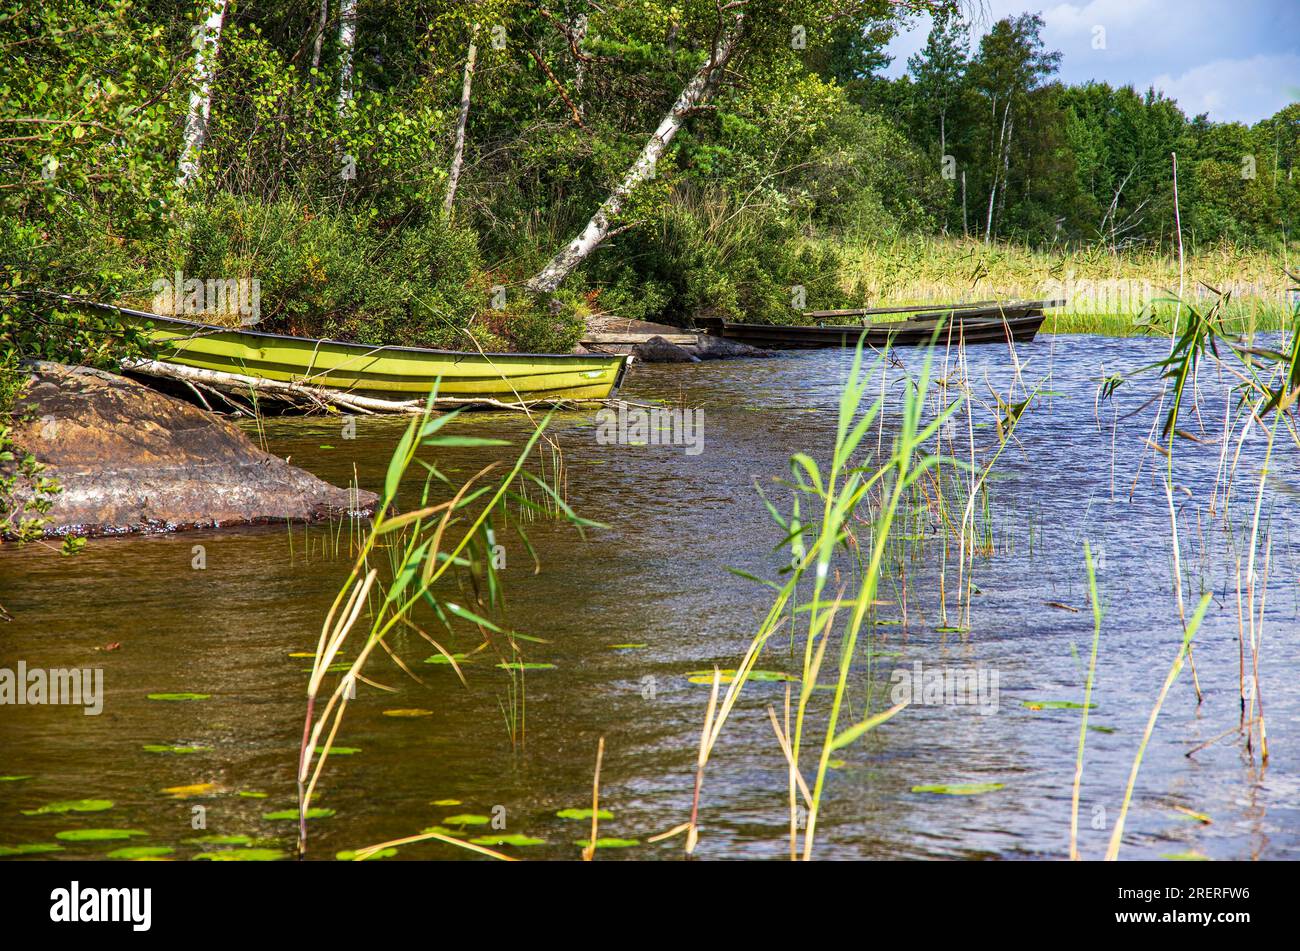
{"left": 696, "top": 299, "right": 1063, "bottom": 350}
{"left": 93, "top": 305, "right": 629, "bottom": 409}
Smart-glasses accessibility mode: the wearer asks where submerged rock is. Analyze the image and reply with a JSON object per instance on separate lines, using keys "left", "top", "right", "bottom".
{"left": 690, "top": 334, "right": 775, "bottom": 360}
{"left": 631, "top": 335, "right": 700, "bottom": 363}
{"left": 4, "top": 362, "right": 376, "bottom": 537}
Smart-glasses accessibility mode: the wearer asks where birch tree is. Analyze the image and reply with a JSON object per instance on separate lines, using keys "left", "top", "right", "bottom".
{"left": 443, "top": 25, "right": 479, "bottom": 216}
{"left": 525, "top": 10, "right": 745, "bottom": 294}
{"left": 176, "top": 0, "right": 228, "bottom": 189}
{"left": 336, "top": 0, "right": 358, "bottom": 113}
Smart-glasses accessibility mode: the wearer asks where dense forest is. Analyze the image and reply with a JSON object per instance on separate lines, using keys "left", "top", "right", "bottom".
{"left": 1, "top": 0, "right": 1297, "bottom": 385}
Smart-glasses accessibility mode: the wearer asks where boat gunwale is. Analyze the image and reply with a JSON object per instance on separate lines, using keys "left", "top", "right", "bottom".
{"left": 84, "top": 301, "right": 628, "bottom": 365}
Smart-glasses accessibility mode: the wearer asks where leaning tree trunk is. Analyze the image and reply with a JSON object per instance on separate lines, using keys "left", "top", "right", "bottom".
{"left": 176, "top": 0, "right": 228, "bottom": 189}
{"left": 336, "top": 0, "right": 357, "bottom": 113}
{"left": 443, "top": 26, "right": 479, "bottom": 217}
{"left": 524, "top": 22, "right": 744, "bottom": 294}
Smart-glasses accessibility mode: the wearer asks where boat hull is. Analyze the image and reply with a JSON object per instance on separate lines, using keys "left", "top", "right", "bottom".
{"left": 701, "top": 302, "right": 1055, "bottom": 350}
{"left": 109, "top": 308, "right": 628, "bottom": 404}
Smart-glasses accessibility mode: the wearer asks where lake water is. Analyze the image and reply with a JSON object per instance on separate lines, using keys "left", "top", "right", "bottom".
{"left": 2, "top": 334, "right": 1297, "bottom": 860}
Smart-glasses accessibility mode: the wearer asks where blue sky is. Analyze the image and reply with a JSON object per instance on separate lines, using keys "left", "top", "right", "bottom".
{"left": 883, "top": 0, "right": 1300, "bottom": 124}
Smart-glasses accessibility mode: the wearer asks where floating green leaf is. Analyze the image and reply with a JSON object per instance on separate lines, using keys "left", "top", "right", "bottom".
{"left": 911, "top": 783, "right": 1005, "bottom": 796}
{"left": 143, "top": 744, "right": 211, "bottom": 754}
{"left": 430, "top": 798, "right": 461, "bottom": 806}
{"left": 314, "top": 746, "right": 361, "bottom": 755}
{"left": 442, "top": 814, "right": 491, "bottom": 825}
{"left": 495, "top": 662, "right": 555, "bottom": 671}
{"left": 608, "top": 643, "right": 647, "bottom": 650}
{"left": 337, "top": 848, "right": 398, "bottom": 861}
{"left": 238, "top": 791, "right": 269, "bottom": 799}
{"left": 423, "top": 653, "right": 469, "bottom": 665}
{"left": 108, "top": 846, "right": 174, "bottom": 859}
{"left": 574, "top": 838, "right": 638, "bottom": 849}
{"left": 0, "top": 843, "right": 63, "bottom": 856}
{"left": 470, "top": 833, "right": 544, "bottom": 847}
{"left": 382, "top": 708, "right": 434, "bottom": 718}
{"left": 147, "top": 693, "right": 210, "bottom": 702}
{"left": 555, "top": 808, "right": 613, "bottom": 821}
{"left": 0, "top": 776, "right": 33, "bottom": 782}
{"left": 263, "top": 808, "right": 334, "bottom": 821}
{"left": 686, "top": 669, "right": 796, "bottom": 685}
{"left": 21, "top": 799, "right": 113, "bottom": 816}
{"left": 55, "top": 829, "right": 147, "bottom": 841}
{"left": 1162, "top": 851, "right": 1210, "bottom": 861}
{"left": 186, "top": 834, "right": 254, "bottom": 846}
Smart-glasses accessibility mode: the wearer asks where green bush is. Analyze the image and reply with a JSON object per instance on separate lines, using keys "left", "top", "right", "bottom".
{"left": 152, "top": 196, "right": 484, "bottom": 348}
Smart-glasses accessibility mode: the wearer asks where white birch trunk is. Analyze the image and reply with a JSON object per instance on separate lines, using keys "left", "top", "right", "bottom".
{"left": 176, "top": 0, "right": 228, "bottom": 190}
{"left": 336, "top": 0, "right": 357, "bottom": 113}
{"left": 571, "top": 13, "right": 588, "bottom": 116}
{"left": 525, "top": 23, "right": 743, "bottom": 294}
{"left": 442, "top": 27, "right": 479, "bottom": 217}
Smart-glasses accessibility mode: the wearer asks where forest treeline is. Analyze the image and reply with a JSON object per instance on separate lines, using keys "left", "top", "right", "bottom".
{"left": 1, "top": 0, "right": 1297, "bottom": 377}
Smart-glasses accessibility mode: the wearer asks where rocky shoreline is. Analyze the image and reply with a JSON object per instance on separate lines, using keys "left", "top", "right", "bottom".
{"left": 4, "top": 362, "right": 376, "bottom": 538}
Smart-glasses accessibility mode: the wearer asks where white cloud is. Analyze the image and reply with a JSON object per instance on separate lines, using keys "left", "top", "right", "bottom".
{"left": 1152, "top": 54, "right": 1300, "bottom": 124}
{"left": 884, "top": 0, "right": 1300, "bottom": 123}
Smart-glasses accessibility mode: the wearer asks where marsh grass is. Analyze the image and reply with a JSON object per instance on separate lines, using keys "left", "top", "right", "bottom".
{"left": 298, "top": 386, "right": 598, "bottom": 859}
{"left": 828, "top": 235, "right": 1297, "bottom": 335}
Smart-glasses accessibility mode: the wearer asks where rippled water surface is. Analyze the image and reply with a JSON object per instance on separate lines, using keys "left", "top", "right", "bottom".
{"left": 2, "top": 334, "right": 1297, "bottom": 860}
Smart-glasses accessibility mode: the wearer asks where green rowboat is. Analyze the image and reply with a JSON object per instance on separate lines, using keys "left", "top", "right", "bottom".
{"left": 100, "top": 305, "right": 629, "bottom": 407}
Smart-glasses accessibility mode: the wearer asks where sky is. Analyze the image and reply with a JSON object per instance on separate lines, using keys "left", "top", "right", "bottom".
{"left": 882, "top": 0, "right": 1300, "bottom": 124}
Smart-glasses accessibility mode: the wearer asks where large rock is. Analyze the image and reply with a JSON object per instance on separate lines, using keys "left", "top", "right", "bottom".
{"left": 691, "top": 334, "right": 775, "bottom": 360}
{"left": 631, "top": 335, "right": 700, "bottom": 363}
{"left": 4, "top": 362, "right": 377, "bottom": 537}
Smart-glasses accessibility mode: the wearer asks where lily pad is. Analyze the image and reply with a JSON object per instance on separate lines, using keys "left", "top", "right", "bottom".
{"left": 186, "top": 834, "right": 254, "bottom": 846}
{"left": 337, "top": 848, "right": 398, "bottom": 861}
{"left": 470, "top": 833, "right": 544, "bottom": 847}
{"left": 55, "top": 829, "right": 147, "bottom": 842}
{"left": 263, "top": 808, "right": 334, "bottom": 821}
{"left": 911, "top": 783, "right": 1005, "bottom": 796}
{"left": 423, "top": 653, "right": 469, "bottom": 665}
{"left": 686, "top": 669, "right": 796, "bottom": 685}
{"left": 238, "top": 791, "right": 269, "bottom": 799}
{"left": 382, "top": 708, "right": 434, "bottom": 718}
{"left": 147, "top": 693, "right": 210, "bottom": 702}
{"left": 495, "top": 662, "right": 556, "bottom": 671}
{"left": 575, "top": 838, "right": 639, "bottom": 849}
{"left": 555, "top": 808, "right": 614, "bottom": 821}
{"left": 1087, "top": 725, "right": 1116, "bottom": 734}
{"left": 430, "top": 799, "right": 462, "bottom": 807}
{"left": 608, "top": 643, "right": 648, "bottom": 650}
{"left": 21, "top": 799, "right": 113, "bottom": 816}
{"left": 108, "top": 846, "right": 174, "bottom": 860}
{"left": 1162, "top": 851, "right": 1210, "bottom": 861}
{"left": 314, "top": 746, "right": 361, "bottom": 755}
{"left": 0, "top": 776, "right": 33, "bottom": 782}
{"left": 195, "top": 848, "right": 286, "bottom": 861}
{"left": 143, "top": 744, "right": 211, "bottom": 754}
{"left": 0, "top": 843, "right": 63, "bottom": 856}
{"left": 442, "top": 814, "right": 491, "bottom": 826}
